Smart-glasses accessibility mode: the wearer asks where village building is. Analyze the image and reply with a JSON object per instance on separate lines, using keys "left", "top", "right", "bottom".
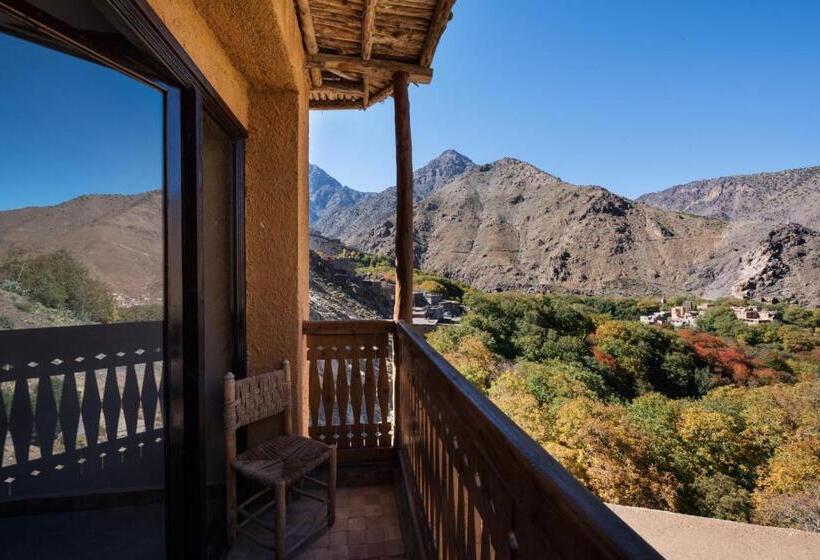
{"left": 732, "top": 306, "right": 781, "bottom": 325}
{"left": 640, "top": 311, "right": 670, "bottom": 325}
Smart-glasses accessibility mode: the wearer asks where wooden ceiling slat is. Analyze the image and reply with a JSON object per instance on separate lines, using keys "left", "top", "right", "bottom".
{"left": 420, "top": 0, "right": 454, "bottom": 66}
{"left": 307, "top": 53, "right": 432, "bottom": 83}
{"left": 296, "top": 0, "right": 450, "bottom": 109}
{"left": 294, "top": 0, "right": 324, "bottom": 87}
{"left": 361, "top": 0, "right": 379, "bottom": 61}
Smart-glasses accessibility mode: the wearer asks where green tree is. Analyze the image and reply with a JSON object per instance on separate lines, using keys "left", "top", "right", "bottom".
{"left": 517, "top": 360, "right": 608, "bottom": 408}
{"left": 1, "top": 250, "right": 115, "bottom": 322}
{"left": 691, "top": 473, "right": 752, "bottom": 522}
{"left": 553, "top": 397, "right": 680, "bottom": 509}
{"left": 699, "top": 306, "right": 742, "bottom": 337}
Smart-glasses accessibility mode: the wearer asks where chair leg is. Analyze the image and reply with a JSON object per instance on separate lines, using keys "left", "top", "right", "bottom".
{"left": 275, "top": 481, "right": 287, "bottom": 559}
{"left": 328, "top": 444, "right": 337, "bottom": 527}
{"left": 226, "top": 470, "right": 237, "bottom": 544}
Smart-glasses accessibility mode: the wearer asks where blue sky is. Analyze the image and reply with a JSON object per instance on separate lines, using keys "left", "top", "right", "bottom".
{"left": 1, "top": 2, "right": 819, "bottom": 210}
{"left": 310, "top": 0, "right": 820, "bottom": 197}
{"left": 0, "top": 33, "right": 163, "bottom": 211}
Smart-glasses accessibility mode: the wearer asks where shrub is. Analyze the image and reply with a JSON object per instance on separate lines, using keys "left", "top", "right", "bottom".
{"left": 691, "top": 473, "right": 752, "bottom": 522}
{"left": 0, "top": 315, "right": 13, "bottom": 329}
{"left": 1, "top": 250, "right": 116, "bottom": 322}
{"left": 753, "top": 482, "right": 820, "bottom": 532}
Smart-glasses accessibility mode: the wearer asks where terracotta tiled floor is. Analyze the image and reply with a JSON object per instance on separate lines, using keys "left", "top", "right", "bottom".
{"left": 227, "top": 483, "right": 406, "bottom": 560}
{"left": 296, "top": 485, "right": 405, "bottom": 560}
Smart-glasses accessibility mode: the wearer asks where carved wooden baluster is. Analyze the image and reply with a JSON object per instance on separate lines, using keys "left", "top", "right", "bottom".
{"left": 34, "top": 369, "right": 58, "bottom": 459}
{"left": 121, "top": 361, "right": 140, "bottom": 439}
{"left": 59, "top": 371, "right": 80, "bottom": 456}
{"left": 349, "top": 342, "right": 363, "bottom": 448}
{"left": 334, "top": 343, "right": 351, "bottom": 448}
{"left": 9, "top": 375, "right": 33, "bottom": 466}
{"left": 307, "top": 342, "right": 321, "bottom": 439}
{"left": 363, "top": 344, "right": 377, "bottom": 447}
{"left": 376, "top": 335, "right": 391, "bottom": 447}
{"left": 141, "top": 360, "right": 158, "bottom": 433}
{"left": 320, "top": 343, "right": 336, "bottom": 444}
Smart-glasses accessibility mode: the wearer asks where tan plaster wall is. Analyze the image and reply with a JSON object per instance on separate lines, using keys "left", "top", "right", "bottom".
{"left": 244, "top": 88, "right": 310, "bottom": 440}
{"left": 148, "top": 1, "right": 311, "bottom": 437}
{"left": 145, "top": 0, "right": 250, "bottom": 126}
{"left": 192, "top": 0, "right": 307, "bottom": 92}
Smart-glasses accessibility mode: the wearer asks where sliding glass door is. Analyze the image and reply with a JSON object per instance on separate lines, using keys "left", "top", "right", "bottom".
{"left": 0, "top": 30, "right": 174, "bottom": 559}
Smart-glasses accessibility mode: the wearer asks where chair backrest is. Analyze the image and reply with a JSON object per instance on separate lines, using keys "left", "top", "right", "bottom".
{"left": 224, "top": 360, "right": 292, "bottom": 435}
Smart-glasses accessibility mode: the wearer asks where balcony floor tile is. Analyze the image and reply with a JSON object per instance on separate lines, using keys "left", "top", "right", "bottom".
{"left": 228, "top": 484, "right": 406, "bottom": 560}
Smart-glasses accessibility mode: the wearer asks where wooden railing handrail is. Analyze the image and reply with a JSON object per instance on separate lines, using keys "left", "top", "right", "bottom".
{"left": 302, "top": 319, "right": 395, "bottom": 336}
{"left": 395, "top": 320, "right": 662, "bottom": 559}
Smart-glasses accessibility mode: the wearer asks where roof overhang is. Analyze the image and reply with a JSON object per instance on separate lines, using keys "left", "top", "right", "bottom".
{"left": 293, "top": 0, "right": 456, "bottom": 110}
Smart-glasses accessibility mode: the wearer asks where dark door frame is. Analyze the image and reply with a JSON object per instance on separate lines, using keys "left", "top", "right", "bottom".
{"left": 0, "top": 2, "right": 247, "bottom": 558}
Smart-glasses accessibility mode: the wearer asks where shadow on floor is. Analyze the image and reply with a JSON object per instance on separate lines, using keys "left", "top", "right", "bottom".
{"left": 0, "top": 503, "right": 164, "bottom": 560}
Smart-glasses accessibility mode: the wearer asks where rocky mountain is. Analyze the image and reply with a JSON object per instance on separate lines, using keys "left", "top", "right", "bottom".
{"left": 348, "top": 158, "right": 728, "bottom": 296}
{"left": 313, "top": 149, "right": 475, "bottom": 243}
{"left": 309, "top": 164, "right": 372, "bottom": 224}
{"left": 691, "top": 222, "right": 820, "bottom": 304}
{"left": 0, "top": 190, "right": 389, "bottom": 319}
{"left": 313, "top": 156, "right": 820, "bottom": 306}
{"left": 0, "top": 191, "right": 163, "bottom": 305}
{"left": 637, "top": 166, "right": 820, "bottom": 229}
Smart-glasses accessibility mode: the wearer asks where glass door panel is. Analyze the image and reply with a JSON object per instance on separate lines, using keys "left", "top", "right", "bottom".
{"left": 0, "top": 31, "right": 168, "bottom": 559}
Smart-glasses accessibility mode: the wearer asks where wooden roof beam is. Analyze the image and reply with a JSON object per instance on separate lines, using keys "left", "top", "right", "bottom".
{"left": 368, "top": 83, "right": 393, "bottom": 107}
{"left": 420, "top": 0, "right": 456, "bottom": 67}
{"left": 294, "top": 0, "right": 323, "bottom": 87}
{"left": 327, "top": 68, "right": 357, "bottom": 81}
{"left": 313, "top": 81, "right": 366, "bottom": 96}
{"left": 310, "top": 100, "right": 365, "bottom": 110}
{"left": 307, "top": 53, "right": 432, "bottom": 84}
{"left": 361, "top": 0, "right": 379, "bottom": 61}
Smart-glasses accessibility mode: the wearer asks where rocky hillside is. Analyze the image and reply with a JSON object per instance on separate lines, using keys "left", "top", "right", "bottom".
{"left": 313, "top": 149, "right": 475, "bottom": 243}
{"left": 637, "top": 166, "right": 820, "bottom": 228}
{"left": 309, "top": 164, "right": 372, "bottom": 224}
{"left": 350, "top": 158, "right": 728, "bottom": 296}
{"left": 0, "top": 191, "right": 163, "bottom": 305}
{"left": 313, "top": 156, "right": 820, "bottom": 306}
{"left": 309, "top": 250, "right": 391, "bottom": 320}
{"left": 0, "top": 191, "right": 388, "bottom": 320}
{"left": 691, "top": 222, "right": 820, "bottom": 304}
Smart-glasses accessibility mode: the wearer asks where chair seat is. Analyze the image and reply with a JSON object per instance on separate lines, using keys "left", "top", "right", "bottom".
{"left": 232, "top": 434, "right": 331, "bottom": 487}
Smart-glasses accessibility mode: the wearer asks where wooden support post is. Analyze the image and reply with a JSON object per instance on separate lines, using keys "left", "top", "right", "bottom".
{"left": 393, "top": 71, "right": 414, "bottom": 323}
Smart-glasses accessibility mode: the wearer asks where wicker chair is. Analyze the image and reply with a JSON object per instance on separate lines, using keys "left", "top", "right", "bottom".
{"left": 224, "top": 361, "right": 337, "bottom": 558}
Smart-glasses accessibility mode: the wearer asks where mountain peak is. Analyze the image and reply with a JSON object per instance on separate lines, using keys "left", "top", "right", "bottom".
{"left": 413, "top": 150, "right": 476, "bottom": 199}
{"left": 308, "top": 164, "right": 370, "bottom": 224}
{"left": 434, "top": 149, "right": 473, "bottom": 163}
{"left": 474, "top": 157, "right": 561, "bottom": 184}
{"left": 309, "top": 164, "right": 341, "bottom": 189}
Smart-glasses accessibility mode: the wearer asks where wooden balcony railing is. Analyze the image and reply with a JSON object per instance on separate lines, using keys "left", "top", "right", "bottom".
{"left": 303, "top": 320, "right": 660, "bottom": 559}
{"left": 303, "top": 320, "right": 395, "bottom": 452}
{"left": 0, "top": 322, "right": 165, "bottom": 502}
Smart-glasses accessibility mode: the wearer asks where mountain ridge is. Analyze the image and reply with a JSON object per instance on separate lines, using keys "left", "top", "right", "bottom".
{"left": 313, "top": 154, "right": 820, "bottom": 306}
{"left": 637, "top": 165, "right": 820, "bottom": 228}
{"left": 2, "top": 154, "right": 818, "bottom": 310}
{"left": 313, "top": 149, "right": 476, "bottom": 241}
